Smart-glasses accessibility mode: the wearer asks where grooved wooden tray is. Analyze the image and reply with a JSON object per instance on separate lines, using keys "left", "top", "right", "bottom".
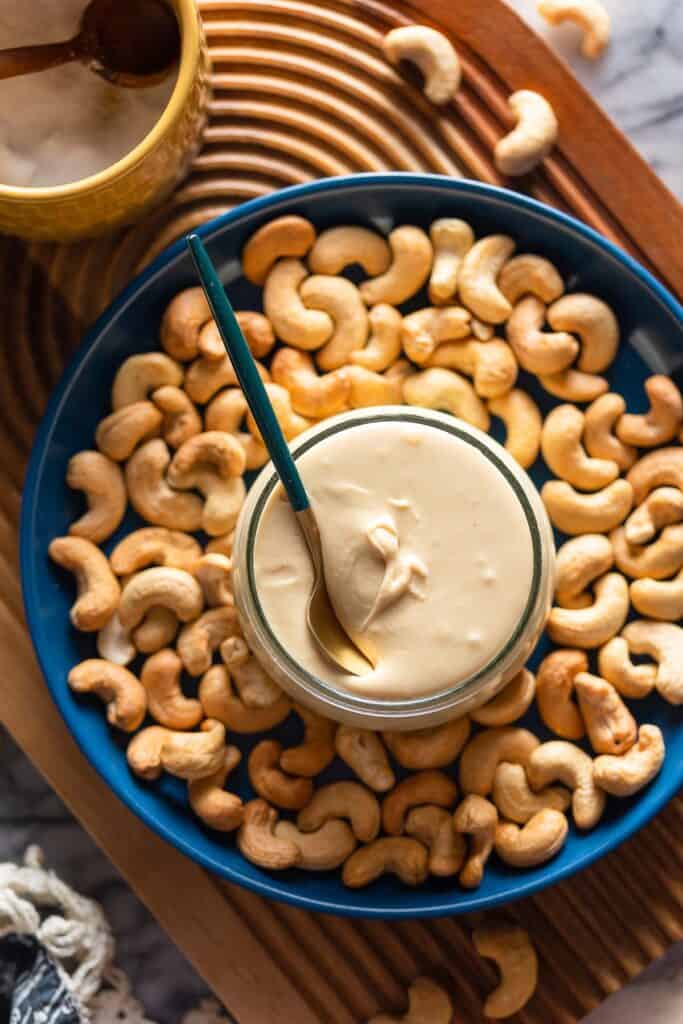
{"left": 1, "top": 1, "right": 681, "bottom": 1022}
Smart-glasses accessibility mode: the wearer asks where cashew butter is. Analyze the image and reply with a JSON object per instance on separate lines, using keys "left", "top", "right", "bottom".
{"left": 247, "top": 411, "right": 543, "bottom": 702}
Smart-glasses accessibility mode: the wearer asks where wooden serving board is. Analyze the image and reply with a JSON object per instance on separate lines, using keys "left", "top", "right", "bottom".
{"left": 0, "top": 1, "right": 681, "bottom": 1022}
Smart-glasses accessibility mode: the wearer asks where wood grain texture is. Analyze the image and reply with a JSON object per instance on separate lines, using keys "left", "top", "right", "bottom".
{"left": 0, "top": 1, "right": 681, "bottom": 1022}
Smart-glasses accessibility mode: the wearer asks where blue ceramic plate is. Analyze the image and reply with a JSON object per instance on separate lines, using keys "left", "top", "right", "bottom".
{"left": 21, "top": 175, "right": 683, "bottom": 918}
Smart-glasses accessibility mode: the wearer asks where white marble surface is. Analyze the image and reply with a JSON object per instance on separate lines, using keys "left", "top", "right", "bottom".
{"left": 1, "top": 3, "right": 682, "bottom": 1023}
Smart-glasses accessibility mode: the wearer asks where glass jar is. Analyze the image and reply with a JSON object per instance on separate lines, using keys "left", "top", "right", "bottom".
{"left": 232, "top": 407, "right": 555, "bottom": 731}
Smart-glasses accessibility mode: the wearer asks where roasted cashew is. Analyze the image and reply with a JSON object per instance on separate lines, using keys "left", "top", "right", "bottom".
{"left": 541, "top": 478, "right": 633, "bottom": 535}
{"left": 126, "top": 725, "right": 168, "bottom": 780}
{"left": 220, "top": 635, "right": 283, "bottom": 708}
{"left": 554, "top": 534, "right": 614, "bottom": 608}
{"left": 242, "top": 215, "right": 316, "bottom": 285}
{"left": 548, "top": 572, "right": 629, "bottom": 648}
{"left": 140, "top": 648, "right": 202, "bottom": 729}
{"left": 280, "top": 705, "right": 336, "bottom": 777}
{"left": 625, "top": 487, "right": 683, "bottom": 545}
{"left": 498, "top": 254, "right": 564, "bottom": 305}
{"left": 495, "top": 809, "right": 569, "bottom": 867}
{"left": 274, "top": 820, "right": 356, "bottom": 870}
{"left": 403, "top": 368, "right": 490, "bottom": 431}
{"left": 204, "top": 388, "right": 268, "bottom": 470}
{"left": 473, "top": 922, "right": 538, "bottom": 1018}
{"left": 616, "top": 375, "right": 683, "bottom": 448}
{"left": 160, "top": 287, "right": 211, "bottom": 361}
{"left": 459, "top": 235, "right": 516, "bottom": 324}
{"left": 68, "top": 660, "right": 146, "bottom": 732}
{"left": 547, "top": 293, "right": 619, "bottom": 373}
{"left": 382, "top": 717, "right": 471, "bottom": 770}
{"left": 335, "top": 726, "right": 395, "bottom": 793}
{"left": 263, "top": 258, "right": 333, "bottom": 350}
{"left": 538, "top": 367, "right": 608, "bottom": 403}
{"left": 382, "top": 25, "right": 461, "bottom": 104}
{"left": 188, "top": 746, "right": 243, "bottom": 832}
{"left": 528, "top": 741, "right": 605, "bottom": 829}
{"left": 541, "top": 404, "right": 619, "bottom": 490}
{"left": 492, "top": 762, "right": 571, "bottom": 823}
{"left": 611, "top": 523, "right": 683, "bottom": 580}
{"left": 342, "top": 837, "right": 429, "bottom": 888}
{"left": 118, "top": 567, "right": 204, "bottom": 630}
{"left": 134, "top": 607, "right": 179, "bottom": 655}
{"left": 110, "top": 528, "right": 201, "bottom": 576}
{"left": 350, "top": 304, "right": 403, "bottom": 372}
{"left": 405, "top": 806, "right": 465, "bottom": 877}
{"left": 246, "top": 383, "right": 314, "bottom": 443}
{"left": 574, "top": 671, "right": 637, "bottom": 755}
{"left": 198, "top": 311, "right": 275, "bottom": 361}
{"left": 298, "top": 274, "right": 369, "bottom": 370}
{"left": 471, "top": 669, "right": 536, "bottom": 727}
{"left": 248, "top": 740, "right": 313, "bottom": 811}
{"left": 583, "top": 393, "right": 637, "bottom": 471}
{"left": 597, "top": 636, "right": 656, "bottom": 699}
{"left": 488, "top": 389, "right": 542, "bottom": 468}
{"left": 538, "top": 0, "right": 611, "bottom": 59}
{"left": 628, "top": 447, "right": 683, "bottom": 505}
{"left": 95, "top": 401, "right": 162, "bottom": 461}
{"left": 536, "top": 649, "right": 587, "bottom": 739}
{"left": 184, "top": 351, "right": 269, "bottom": 404}
{"left": 49, "top": 536, "right": 120, "bottom": 632}
{"left": 271, "top": 347, "right": 350, "bottom": 418}
{"left": 622, "top": 620, "right": 683, "bottom": 704}
{"left": 359, "top": 226, "right": 433, "bottom": 307}
{"left": 152, "top": 385, "right": 202, "bottom": 449}
{"left": 97, "top": 612, "right": 135, "bottom": 666}
{"left": 506, "top": 296, "right": 578, "bottom": 374}
{"left": 336, "top": 365, "right": 403, "bottom": 408}
{"left": 452, "top": 794, "right": 498, "bottom": 888}
{"left": 308, "top": 226, "right": 391, "bottom": 276}
{"left": 194, "top": 553, "right": 233, "bottom": 608}
{"left": 401, "top": 305, "right": 471, "bottom": 365}
{"left": 125, "top": 440, "right": 203, "bottom": 532}
{"left": 494, "top": 91, "right": 559, "bottom": 176}
{"left": 177, "top": 606, "right": 239, "bottom": 676}
{"left": 297, "top": 782, "right": 381, "bottom": 843}
{"left": 368, "top": 977, "right": 453, "bottom": 1024}
{"left": 593, "top": 725, "right": 665, "bottom": 797}
{"left": 112, "top": 353, "right": 183, "bottom": 409}
{"left": 199, "top": 664, "right": 291, "bottom": 733}
{"left": 167, "top": 431, "right": 247, "bottom": 537}
{"left": 67, "top": 450, "right": 127, "bottom": 543}
{"left": 459, "top": 727, "right": 540, "bottom": 795}
{"left": 631, "top": 570, "right": 683, "bottom": 620}
{"left": 426, "top": 338, "right": 518, "bottom": 399}
{"left": 382, "top": 771, "right": 458, "bottom": 835}
{"left": 428, "top": 218, "right": 474, "bottom": 305}
{"left": 237, "top": 799, "right": 302, "bottom": 869}
{"left": 128, "top": 719, "right": 226, "bottom": 781}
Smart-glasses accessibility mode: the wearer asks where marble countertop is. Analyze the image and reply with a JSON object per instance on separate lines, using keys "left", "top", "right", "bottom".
{"left": 1, "top": 1, "right": 681, "bottom": 1022}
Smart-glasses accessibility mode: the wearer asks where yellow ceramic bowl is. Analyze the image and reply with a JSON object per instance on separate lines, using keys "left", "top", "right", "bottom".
{"left": 0, "top": 0, "right": 210, "bottom": 241}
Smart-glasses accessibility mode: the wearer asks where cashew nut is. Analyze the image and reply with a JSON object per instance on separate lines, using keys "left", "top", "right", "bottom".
{"left": 459, "top": 727, "right": 540, "bottom": 795}
{"left": 583, "top": 393, "right": 637, "bottom": 471}
{"left": 506, "top": 296, "right": 578, "bottom": 374}
{"left": 630, "top": 570, "right": 683, "bottom": 620}
{"left": 498, "top": 254, "right": 564, "bottom": 305}
{"left": 428, "top": 218, "right": 474, "bottom": 304}
{"left": 220, "top": 635, "right": 283, "bottom": 708}
{"left": 160, "top": 287, "right": 212, "bottom": 361}
{"left": 298, "top": 274, "right": 369, "bottom": 370}
{"left": 616, "top": 375, "right": 683, "bottom": 448}
{"left": 538, "top": 0, "right": 611, "bottom": 59}
{"left": 541, "top": 478, "right": 633, "bottom": 535}
{"left": 125, "top": 440, "right": 203, "bottom": 532}
{"left": 495, "top": 808, "right": 569, "bottom": 867}
{"left": 538, "top": 367, "right": 608, "bottom": 403}
{"left": 593, "top": 724, "right": 665, "bottom": 797}
{"left": 152, "top": 385, "right": 202, "bottom": 449}
{"left": 118, "top": 566, "right": 204, "bottom": 630}
{"left": 368, "top": 977, "right": 453, "bottom": 1024}
{"left": 126, "top": 725, "right": 168, "bottom": 780}
{"left": 335, "top": 726, "right": 395, "bottom": 792}
{"left": 382, "top": 770, "right": 458, "bottom": 835}
{"left": 68, "top": 659, "right": 146, "bottom": 732}
{"left": 382, "top": 717, "right": 471, "bottom": 770}
{"left": 382, "top": 25, "right": 461, "bottom": 104}
{"left": 452, "top": 794, "right": 498, "bottom": 888}
{"left": 624, "top": 487, "right": 683, "bottom": 545}
{"left": 403, "top": 367, "right": 490, "bottom": 431}
{"left": 471, "top": 669, "right": 536, "bottom": 728}
{"left": 128, "top": 719, "right": 226, "bottom": 781}
{"left": 471, "top": 318, "right": 495, "bottom": 341}
{"left": 473, "top": 922, "right": 538, "bottom": 1018}
{"left": 494, "top": 91, "right": 559, "bottom": 176}
{"left": 350, "top": 304, "right": 403, "bottom": 372}
{"left": 194, "top": 553, "right": 233, "bottom": 607}
{"left": 237, "top": 799, "right": 302, "bottom": 869}
{"left": 188, "top": 746, "right": 243, "bottom": 832}
{"left": 133, "top": 607, "right": 179, "bottom": 654}
{"left": 97, "top": 611, "right": 136, "bottom": 666}
{"left": 242, "top": 215, "right": 316, "bottom": 285}
{"left": 547, "top": 293, "right": 619, "bottom": 373}
{"left": 263, "top": 258, "right": 333, "bottom": 350}
{"left": 297, "top": 782, "right": 381, "bottom": 842}
{"left": 554, "top": 534, "right": 614, "bottom": 608}
{"left": 488, "top": 389, "right": 542, "bottom": 468}
{"left": 359, "top": 226, "right": 433, "bottom": 307}
{"left": 459, "top": 235, "right": 516, "bottom": 324}
{"left": 184, "top": 351, "right": 269, "bottom": 404}
{"left": 271, "top": 347, "right": 350, "bottom": 418}
{"left": 308, "top": 226, "right": 391, "bottom": 277}
{"left": 492, "top": 762, "right": 571, "bottom": 823}
{"left": 199, "top": 664, "right": 291, "bottom": 733}
{"left": 597, "top": 636, "right": 656, "bottom": 699}
{"left": 206, "top": 532, "right": 234, "bottom": 558}
{"left": 112, "top": 353, "right": 183, "bottom": 409}
{"left": 427, "top": 338, "right": 518, "bottom": 399}
{"left": 405, "top": 806, "right": 465, "bottom": 877}
{"left": 95, "top": 401, "right": 162, "bottom": 461}
{"left": 622, "top": 619, "right": 683, "bottom": 704}
{"left": 67, "top": 450, "right": 127, "bottom": 543}
{"left": 177, "top": 606, "right": 239, "bottom": 676}
{"left": 248, "top": 739, "right": 313, "bottom": 810}
{"left": 167, "top": 431, "right": 247, "bottom": 536}
{"left": 140, "top": 648, "right": 202, "bottom": 729}
{"left": 536, "top": 648, "right": 587, "bottom": 739}
{"left": 49, "top": 536, "right": 120, "bottom": 632}
{"left": 541, "top": 404, "right": 619, "bottom": 490}
{"left": 274, "top": 820, "right": 356, "bottom": 870}
{"left": 611, "top": 523, "right": 683, "bottom": 580}
{"left": 204, "top": 388, "right": 268, "bottom": 470}
{"left": 342, "top": 837, "right": 429, "bottom": 888}
{"left": 628, "top": 447, "right": 683, "bottom": 505}
{"left": 110, "top": 527, "right": 201, "bottom": 576}
{"left": 401, "top": 305, "right": 471, "bottom": 364}
{"left": 574, "top": 671, "right": 637, "bottom": 755}
{"left": 548, "top": 572, "right": 629, "bottom": 648}
{"left": 528, "top": 741, "right": 605, "bottom": 829}
{"left": 335, "top": 364, "right": 403, "bottom": 408}
{"left": 246, "top": 382, "right": 313, "bottom": 441}
{"left": 198, "top": 311, "right": 275, "bottom": 361}
{"left": 280, "top": 705, "right": 336, "bottom": 777}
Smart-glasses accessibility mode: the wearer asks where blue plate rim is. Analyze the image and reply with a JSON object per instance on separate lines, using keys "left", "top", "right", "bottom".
{"left": 20, "top": 172, "right": 683, "bottom": 918}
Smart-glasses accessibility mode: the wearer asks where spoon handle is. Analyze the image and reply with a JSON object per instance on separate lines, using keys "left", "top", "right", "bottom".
{"left": 187, "top": 233, "right": 310, "bottom": 512}
{"left": 0, "top": 40, "right": 77, "bottom": 81}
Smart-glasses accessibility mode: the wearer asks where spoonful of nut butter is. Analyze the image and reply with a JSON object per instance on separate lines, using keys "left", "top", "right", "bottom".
{"left": 0, "top": 0, "right": 180, "bottom": 87}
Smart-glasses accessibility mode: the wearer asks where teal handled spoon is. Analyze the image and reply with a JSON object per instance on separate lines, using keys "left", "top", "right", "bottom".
{"left": 187, "top": 233, "right": 372, "bottom": 676}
